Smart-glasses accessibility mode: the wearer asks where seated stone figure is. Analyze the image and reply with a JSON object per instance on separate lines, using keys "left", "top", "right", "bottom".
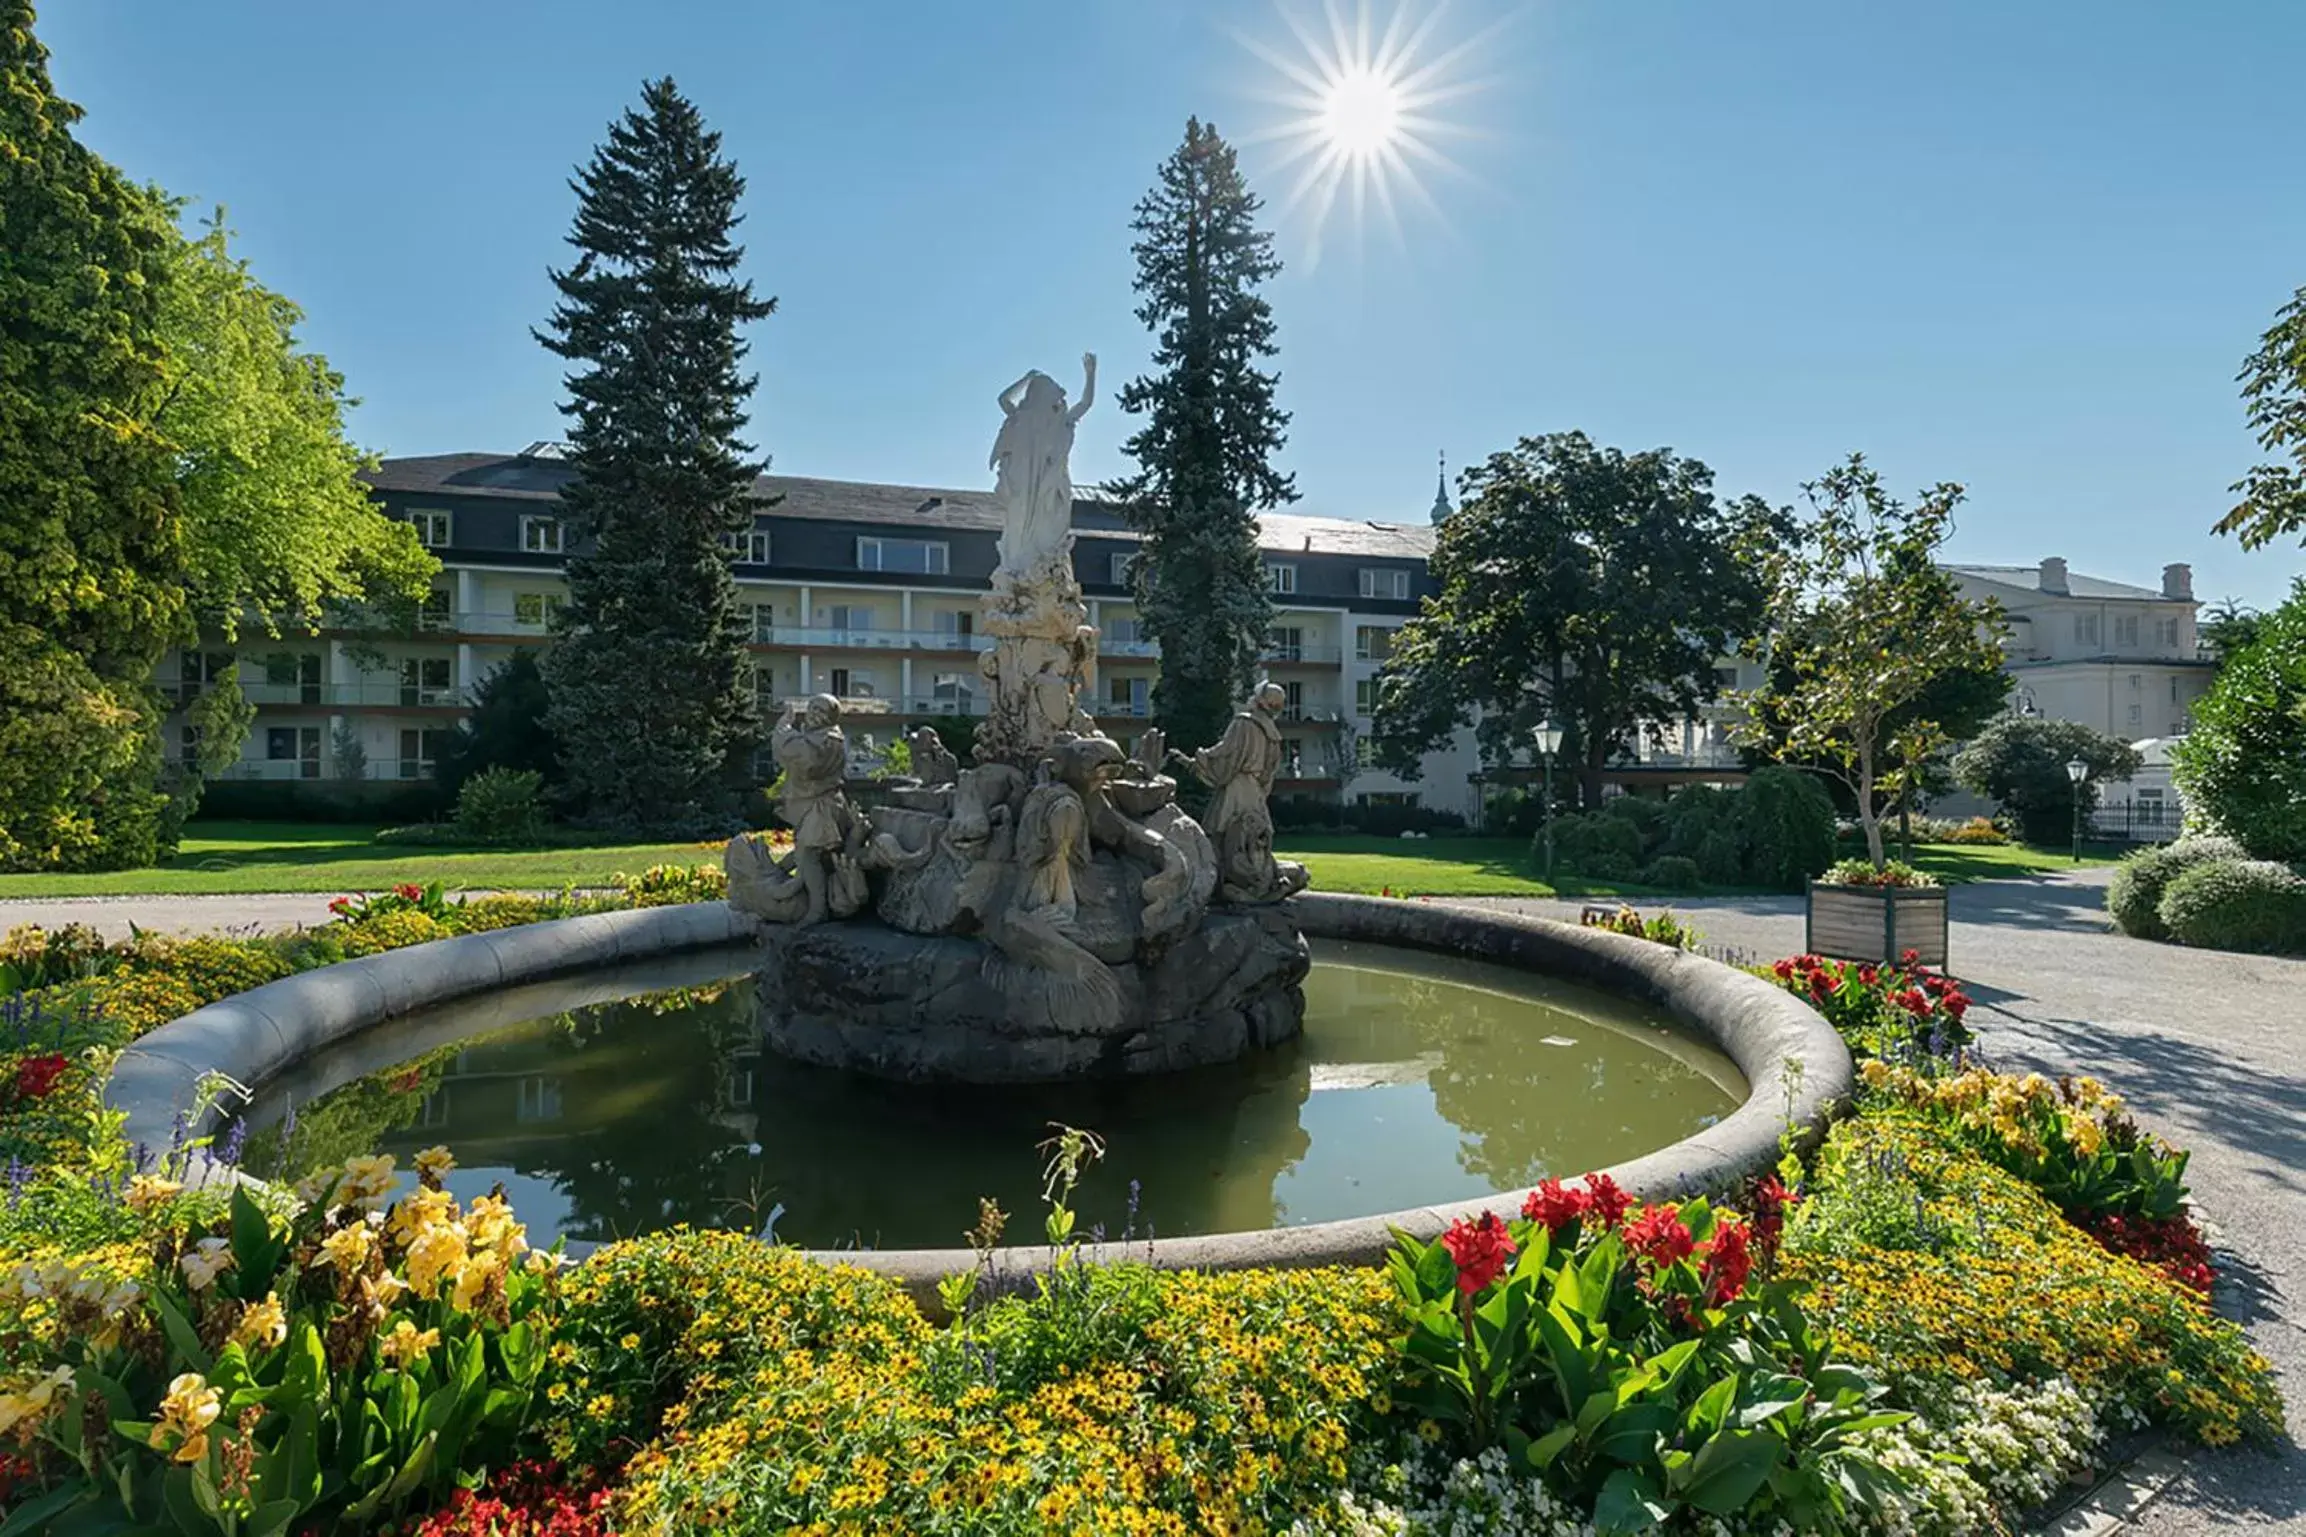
{"left": 1179, "top": 683, "right": 1310, "bottom": 905}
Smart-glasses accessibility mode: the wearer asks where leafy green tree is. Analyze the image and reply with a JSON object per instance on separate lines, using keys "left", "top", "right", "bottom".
{"left": 1111, "top": 117, "right": 1293, "bottom": 755}
{"left": 2173, "top": 577, "right": 2306, "bottom": 862}
{"left": 436, "top": 650, "right": 557, "bottom": 801}
{"left": 2199, "top": 598, "right": 2265, "bottom": 664}
{"left": 153, "top": 209, "right": 435, "bottom": 637}
{"left": 1373, "top": 433, "right": 1777, "bottom": 808}
{"left": 2214, "top": 285, "right": 2306, "bottom": 550}
{"left": 537, "top": 78, "right": 775, "bottom": 827}
{"left": 1735, "top": 456, "right": 2005, "bottom": 867}
{"left": 1952, "top": 716, "right": 2142, "bottom": 845}
{"left": 0, "top": 2, "right": 186, "bottom": 870}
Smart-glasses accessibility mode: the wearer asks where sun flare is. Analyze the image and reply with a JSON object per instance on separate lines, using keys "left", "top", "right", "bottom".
{"left": 1319, "top": 66, "right": 1404, "bottom": 159}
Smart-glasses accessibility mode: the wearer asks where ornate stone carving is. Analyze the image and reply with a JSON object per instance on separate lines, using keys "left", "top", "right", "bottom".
{"left": 907, "top": 725, "right": 959, "bottom": 787}
{"left": 1180, "top": 682, "right": 1311, "bottom": 905}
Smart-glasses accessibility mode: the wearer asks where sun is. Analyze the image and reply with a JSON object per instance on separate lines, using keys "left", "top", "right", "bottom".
{"left": 1236, "top": 0, "right": 1506, "bottom": 263}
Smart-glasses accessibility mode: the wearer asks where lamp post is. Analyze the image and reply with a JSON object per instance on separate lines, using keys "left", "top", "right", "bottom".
{"left": 1533, "top": 720, "right": 1565, "bottom": 885}
{"left": 2065, "top": 757, "right": 2089, "bottom": 864}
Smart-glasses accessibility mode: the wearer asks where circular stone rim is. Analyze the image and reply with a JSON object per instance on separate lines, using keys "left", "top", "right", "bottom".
{"left": 104, "top": 894, "right": 1850, "bottom": 1311}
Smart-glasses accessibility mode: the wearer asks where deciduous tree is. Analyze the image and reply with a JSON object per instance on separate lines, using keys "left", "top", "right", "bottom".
{"left": 1952, "top": 716, "right": 2141, "bottom": 845}
{"left": 1372, "top": 432, "right": 1776, "bottom": 808}
{"left": 1111, "top": 117, "right": 1292, "bottom": 755}
{"left": 2215, "top": 285, "right": 2306, "bottom": 550}
{"left": 2173, "top": 577, "right": 2306, "bottom": 862}
{"left": 537, "top": 78, "right": 775, "bottom": 828}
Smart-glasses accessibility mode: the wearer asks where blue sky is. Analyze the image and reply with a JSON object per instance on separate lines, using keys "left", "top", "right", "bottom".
{"left": 42, "top": 0, "right": 2306, "bottom": 609}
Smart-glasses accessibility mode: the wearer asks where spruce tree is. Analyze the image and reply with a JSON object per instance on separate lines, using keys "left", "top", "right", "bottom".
{"left": 537, "top": 77, "right": 775, "bottom": 829}
{"left": 1112, "top": 117, "right": 1295, "bottom": 754}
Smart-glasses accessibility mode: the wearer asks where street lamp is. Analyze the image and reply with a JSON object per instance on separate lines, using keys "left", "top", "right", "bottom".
{"left": 2065, "top": 757, "right": 2089, "bottom": 864}
{"left": 1533, "top": 720, "right": 1565, "bottom": 884}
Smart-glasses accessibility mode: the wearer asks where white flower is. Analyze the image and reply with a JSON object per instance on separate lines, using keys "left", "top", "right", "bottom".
{"left": 178, "top": 1237, "right": 235, "bottom": 1292}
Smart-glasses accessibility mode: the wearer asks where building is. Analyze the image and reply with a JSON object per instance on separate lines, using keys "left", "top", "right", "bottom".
{"left": 1944, "top": 557, "right": 2211, "bottom": 743}
{"left": 161, "top": 447, "right": 1483, "bottom": 815}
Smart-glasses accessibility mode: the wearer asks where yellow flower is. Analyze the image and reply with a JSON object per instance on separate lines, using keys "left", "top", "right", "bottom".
{"left": 413, "top": 1146, "right": 456, "bottom": 1183}
{"left": 451, "top": 1250, "right": 504, "bottom": 1313}
{"left": 151, "top": 1373, "right": 221, "bottom": 1464}
{"left": 124, "top": 1174, "right": 183, "bottom": 1213}
{"left": 404, "top": 1222, "right": 469, "bottom": 1301}
{"left": 0, "top": 1367, "right": 74, "bottom": 1436}
{"left": 466, "top": 1194, "right": 528, "bottom": 1257}
{"left": 359, "top": 1271, "right": 410, "bottom": 1319}
{"left": 231, "top": 1291, "right": 288, "bottom": 1353}
{"left": 2069, "top": 1114, "right": 2105, "bottom": 1158}
{"left": 388, "top": 1185, "right": 456, "bottom": 1245}
{"left": 1416, "top": 1418, "right": 1443, "bottom": 1444}
{"left": 620, "top": 1332, "right": 642, "bottom": 1351}
{"left": 318, "top": 1223, "right": 376, "bottom": 1275}
{"left": 1859, "top": 1058, "right": 1891, "bottom": 1088}
{"left": 178, "top": 1238, "right": 235, "bottom": 1293}
{"left": 379, "top": 1319, "right": 441, "bottom": 1369}
{"left": 340, "top": 1154, "right": 398, "bottom": 1205}
{"left": 291, "top": 1165, "right": 340, "bottom": 1205}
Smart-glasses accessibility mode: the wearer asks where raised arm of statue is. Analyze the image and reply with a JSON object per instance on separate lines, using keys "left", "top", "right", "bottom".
{"left": 1067, "top": 353, "right": 1097, "bottom": 426}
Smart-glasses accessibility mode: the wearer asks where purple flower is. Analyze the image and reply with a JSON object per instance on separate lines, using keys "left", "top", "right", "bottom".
{"left": 217, "top": 1117, "right": 250, "bottom": 1169}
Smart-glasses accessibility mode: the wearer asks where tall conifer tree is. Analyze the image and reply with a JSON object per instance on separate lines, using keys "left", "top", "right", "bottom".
{"left": 538, "top": 78, "right": 775, "bottom": 827}
{"left": 1112, "top": 118, "right": 1295, "bottom": 754}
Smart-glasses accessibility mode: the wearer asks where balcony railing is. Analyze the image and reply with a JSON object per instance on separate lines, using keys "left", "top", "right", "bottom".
{"left": 189, "top": 681, "right": 469, "bottom": 710}
{"left": 1260, "top": 643, "right": 1344, "bottom": 665}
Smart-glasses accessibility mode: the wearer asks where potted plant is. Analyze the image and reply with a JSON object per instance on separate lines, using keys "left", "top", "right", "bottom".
{"left": 1806, "top": 858, "right": 1948, "bottom": 966}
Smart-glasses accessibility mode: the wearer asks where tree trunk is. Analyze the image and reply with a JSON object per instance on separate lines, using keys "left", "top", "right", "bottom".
{"left": 1857, "top": 741, "right": 1885, "bottom": 867}
{"left": 1581, "top": 736, "right": 1609, "bottom": 810}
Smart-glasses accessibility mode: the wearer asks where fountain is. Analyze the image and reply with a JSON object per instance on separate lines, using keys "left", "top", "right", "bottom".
{"left": 724, "top": 354, "right": 1311, "bottom": 1082}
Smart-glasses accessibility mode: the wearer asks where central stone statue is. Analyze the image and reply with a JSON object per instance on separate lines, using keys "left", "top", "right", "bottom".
{"left": 724, "top": 358, "right": 1310, "bottom": 1083}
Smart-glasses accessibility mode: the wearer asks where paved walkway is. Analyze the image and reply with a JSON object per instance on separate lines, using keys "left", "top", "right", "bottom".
{"left": 4, "top": 874, "right": 2299, "bottom": 1528}
{"left": 1459, "top": 869, "right": 2306, "bottom": 1534}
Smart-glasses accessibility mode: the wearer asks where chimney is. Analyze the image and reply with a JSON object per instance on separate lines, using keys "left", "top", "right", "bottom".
{"left": 2162, "top": 562, "right": 2193, "bottom": 601}
{"left": 2038, "top": 557, "right": 2069, "bottom": 595}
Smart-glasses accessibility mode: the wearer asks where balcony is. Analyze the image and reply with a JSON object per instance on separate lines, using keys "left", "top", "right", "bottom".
{"left": 773, "top": 693, "right": 990, "bottom": 719}
{"left": 1099, "top": 635, "right": 1159, "bottom": 658}
{"left": 225, "top": 681, "right": 468, "bottom": 710}
{"left": 1260, "top": 643, "right": 1344, "bottom": 666}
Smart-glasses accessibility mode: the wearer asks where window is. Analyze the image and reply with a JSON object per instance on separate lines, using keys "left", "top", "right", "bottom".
{"left": 2114, "top": 614, "right": 2140, "bottom": 648}
{"left": 2074, "top": 613, "right": 2101, "bottom": 648}
{"left": 2159, "top": 617, "right": 2181, "bottom": 648}
{"left": 407, "top": 509, "right": 452, "bottom": 548}
{"left": 740, "top": 602, "right": 774, "bottom": 642}
{"left": 513, "top": 592, "right": 565, "bottom": 629}
{"left": 721, "top": 527, "right": 772, "bottom": 565}
{"left": 1107, "top": 676, "right": 1150, "bottom": 715}
{"left": 857, "top": 536, "right": 949, "bottom": 575}
{"left": 1279, "top": 741, "right": 1304, "bottom": 779}
{"left": 2127, "top": 703, "right": 2143, "bottom": 727}
{"left": 2129, "top": 673, "right": 2142, "bottom": 691}
{"left": 520, "top": 515, "right": 563, "bottom": 554}
{"left": 1357, "top": 567, "right": 1410, "bottom": 600}
{"left": 1109, "top": 552, "right": 1139, "bottom": 586}
{"left": 929, "top": 672, "right": 977, "bottom": 711}
{"left": 418, "top": 589, "right": 453, "bottom": 632}
{"left": 399, "top": 656, "right": 454, "bottom": 705}
{"left": 267, "top": 726, "right": 321, "bottom": 781}
{"left": 1714, "top": 665, "right": 1741, "bottom": 690}
{"left": 1354, "top": 626, "right": 1392, "bottom": 662}
{"left": 1105, "top": 617, "right": 1145, "bottom": 645}
{"left": 751, "top": 667, "right": 779, "bottom": 710}
{"left": 1267, "top": 626, "right": 1303, "bottom": 661}
{"left": 827, "top": 667, "right": 875, "bottom": 699}
{"left": 930, "top": 610, "right": 974, "bottom": 644}
{"left": 1355, "top": 678, "right": 1379, "bottom": 716}
{"left": 398, "top": 728, "right": 448, "bottom": 780}
{"left": 1355, "top": 736, "right": 1376, "bottom": 768}
{"left": 264, "top": 652, "right": 322, "bottom": 705}
{"left": 1264, "top": 562, "right": 1297, "bottom": 595}
{"left": 516, "top": 1077, "right": 564, "bottom": 1124}
{"left": 179, "top": 651, "right": 235, "bottom": 691}
{"left": 178, "top": 723, "right": 205, "bottom": 766}
{"left": 820, "top": 604, "right": 874, "bottom": 636}
{"left": 1280, "top": 680, "right": 1305, "bottom": 721}
{"left": 2169, "top": 676, "right": 2181, "bottom": 702}
{"left": 1357, "top": 791, "right": 1420, "bottom": 809}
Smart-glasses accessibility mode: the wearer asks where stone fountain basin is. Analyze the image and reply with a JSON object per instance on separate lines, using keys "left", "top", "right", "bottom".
{"left": 104, "top": 894, "right": 1850, "bottom": 1314}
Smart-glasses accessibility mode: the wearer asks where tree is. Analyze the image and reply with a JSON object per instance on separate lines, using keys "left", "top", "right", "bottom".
{"left": 0, "top": 2, "right": 186, "bottom": 870}
{"left": 436, "top": 650, "right": 557, "bottom": 801}
{"left": 153, "top": 209, "right": 435, "bottom": 638}
{"left": 1734, "top": 456, "right": 2005, "bottom": 868}
{"left": 2199, "top": 598, "right": 2265, "bottom": 664}
{"left": 2214, "top": 285, "right": 2306, "bottom": 550}
{"left": 2173, "top": 577, "right": 2306, "bottom": 862}
{"left": 1372, "top": 433, "right": 1776, "bottom": 808}
{"left": 537, "top": 78, "right": 776, "bottom": 828}
{"left": 1952, "top": 716, "right": 2141, "bottom": 845}
{"left": 1111, "top": 118, "right": 1293, "bottom": 755}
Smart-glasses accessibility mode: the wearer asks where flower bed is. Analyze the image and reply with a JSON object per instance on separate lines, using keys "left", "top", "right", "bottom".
{"left": 0, "top": 894, "right": 2285, "bottom": 1535}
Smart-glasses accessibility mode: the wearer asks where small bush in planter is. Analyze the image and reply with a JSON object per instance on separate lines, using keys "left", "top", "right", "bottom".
{"left": 2157, "top": 857, "right": 2306, "bottom": 954}
{"left": 2106, "top": 835, "right": 2250, "bottom": 940}
{"left": 1819, "top": 858, "right": 1940, "bottom": 888}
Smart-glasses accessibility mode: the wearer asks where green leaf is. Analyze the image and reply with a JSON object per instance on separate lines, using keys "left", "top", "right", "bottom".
{"left": 1593, "top": 1466, "right": 1671, "bottom": 1535}
{"left": 153, "top": 1287, "right": 213, "bottom": 1377}
{"left": 1526, "top": 1422, "right": 1578, "bottom": 1468}
{"left": 1594, "top": 1402, "right": 1679, "bottom": 1465}
{"left": 1414, "top": 1235, "right": 1456, "bottom": 1297}
{"left": 1671, "top": 1428, "right": 1786, "bottom": 1516}
{"left": 1531, "top": 1304, "right": 1593, "bottom": 1413}
{"left": 1736, "top": 1371, "right": 1812, "bottom": 1430}
{"left": 1686, "top": 1373, "right": 1738, "bottom": 1440}
{"left": 228, "top": 1185, "right": 284, "bottom": 1301}
{"left": 0, "top": 1481, "right": 97, "bottom": 1537}
{"left": 1641, "top": 1338, "right": 1704, "bottom": 1396}
{"left": 244, "top": 1501, "right": 302, "bottom": 1537}
{"left": 160, "top": 1467, "right": 210, "bottom": 1535}
{"left": 1575, "top": 1387, "right": 1617, "bottom": 1437}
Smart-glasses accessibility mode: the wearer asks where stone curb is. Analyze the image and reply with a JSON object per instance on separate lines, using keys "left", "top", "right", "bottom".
{"left": 2034, "top": 1447, "right": 2192, "bottom": 1535}
{"left": 803, "top": 891, "right": 1854, "bottom": 1313}
{"left": 105, "top": 902, "right": 753, "bottom": 1161}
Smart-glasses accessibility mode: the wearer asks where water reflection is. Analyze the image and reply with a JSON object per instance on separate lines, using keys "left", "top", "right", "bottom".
{"left": 245, "top": 942, "right": 1740, "bottom": 1252}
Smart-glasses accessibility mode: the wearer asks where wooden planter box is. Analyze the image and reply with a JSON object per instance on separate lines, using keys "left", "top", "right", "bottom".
{"left": 1804, "top": 881, "right": 1948, "bottom": 968}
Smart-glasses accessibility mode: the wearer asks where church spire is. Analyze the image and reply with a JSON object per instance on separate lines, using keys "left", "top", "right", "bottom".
{"left": 1429, "top": 449, "right": 1452, "bottom": 523}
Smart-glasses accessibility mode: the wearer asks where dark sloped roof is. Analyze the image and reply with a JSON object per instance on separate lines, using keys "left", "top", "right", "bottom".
{"left": 1945, "top": 563, "right": 2165, "bottom": 602}
{"left": 363, "top": 452, "right": 1434, "bottom": 557}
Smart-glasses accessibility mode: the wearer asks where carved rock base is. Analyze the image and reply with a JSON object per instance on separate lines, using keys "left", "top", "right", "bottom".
{"left": 752, "top": 905, "right": 1309, "bottom": 1083}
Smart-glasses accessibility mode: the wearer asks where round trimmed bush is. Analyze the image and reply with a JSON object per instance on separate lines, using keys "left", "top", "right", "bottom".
{"left": 2156, "top": 857, "right": 2306, "bottom": 955}
{"left": 1738, "top": 766, "right": 1838, "bottom": 892}
{"left": 1544, "top": 811, "right": 1643, "bottom": 880}
{"left": 1602, "top": 795, "right": 1668, "bottom": 844}
{"left": 2105, "top": 835, "right": 2249, "bottom": 941}
{"left": 1640, "top": 854, "right": 1702, "bottom": 889}
{"left": 1694, "top": 828, "right": 1745, "bottom": 886}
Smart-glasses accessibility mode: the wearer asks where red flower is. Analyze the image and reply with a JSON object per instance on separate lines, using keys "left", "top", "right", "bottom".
{"left": 1623, "top": 1204, "right": 1696, "bottom": 1267}
{"left": 394, "top": 883, "right": 425, "bottom": 902}
{"left": 1701, "top": 1216, "right": 1754, "bottom": 1304}
{"left": 1944, "top": 992, "right": 1970, "bottom": 1020}
{"left": 1772, "top": 958, "right": 1795, "bottom": 980}
{"left": 1521, "top": 1178, "right": 1589, "bottom": 1233}
{"left": 1900, "top": 948, "right": 1920, "bottom": 966}
{"left": 1857, "top": 965, "right": 1878, "bottom": 986}
{"left": 1582, "top": 1173, "right": 1633, "bottom": 1229}
{"left": 1440, "top": 1211, "right": 1518, "bottom": 1295}
{"left": 327, "top": 896, "right": 353, "bottom": 916}
{"left": 13, "top": 1053, "right": 69, "bottom": 1101}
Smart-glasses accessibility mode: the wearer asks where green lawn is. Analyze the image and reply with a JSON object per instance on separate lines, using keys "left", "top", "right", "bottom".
{"left": 0, "top": 821, "right": 2123, "bottom": 902}
{"left": 0, "top": 822, "right": 724, "bottom": 898}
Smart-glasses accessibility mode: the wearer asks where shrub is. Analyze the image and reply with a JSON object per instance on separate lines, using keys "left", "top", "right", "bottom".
{"left": 1692, "top": 827, "right": 1745, "bottom": 886}
{"left": 2173, "top": 577, "right": 2306, "bottom": 863}
{"left": 1599, "top": 794, "right": 1666, "bottom": 842}
{"left": 1541, "top": 811, "right": 1642, "bottom": 880}
{"left": 1661, "top": 784, "right": 1736, "bottom": 856}
{"left": 447, "top": 893, "right": 559, "bottom": 933}
{"left": 453, "top": 765, "right": 548, "bottom": 843}
{"left": 1952, "top": 716, "right": 2142, "bottom": 845}
{"left": 1764, "top": 952, "right": 1973, "bottom": 1058}
{"left": 1821, "top": 857, "right": 1939, "bottom": 888}
{"left": 616, "top": 862, "right": 727, "bottom": 906}
{"left": 1637, "top": 853, "right": 1701, "bottom": 889}
{"left": 340, "top": 908, "right": 451, "bottom": 956}
{"left": 1580, "top": 904, "right": 1700, "bottom": 948}
{"left": 2157, "top": 857, "right": 2306, "bottom": 955}
{"left": 2105, "top": 835, "right": 2250, "bottom": 940}
{"left": 1737, "top": 765, "right": 1837, "bottom": 891}
{"left": 1939, "top": 816, "right": 2010, "bottom": 846}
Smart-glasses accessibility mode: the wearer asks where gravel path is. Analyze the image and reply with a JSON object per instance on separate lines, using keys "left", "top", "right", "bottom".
{"left": 4, "top": 875, "right": 2299, "bottom": 1528}
{"left": 1457, "top": 869, "right": 2306, "bottom": 1534}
